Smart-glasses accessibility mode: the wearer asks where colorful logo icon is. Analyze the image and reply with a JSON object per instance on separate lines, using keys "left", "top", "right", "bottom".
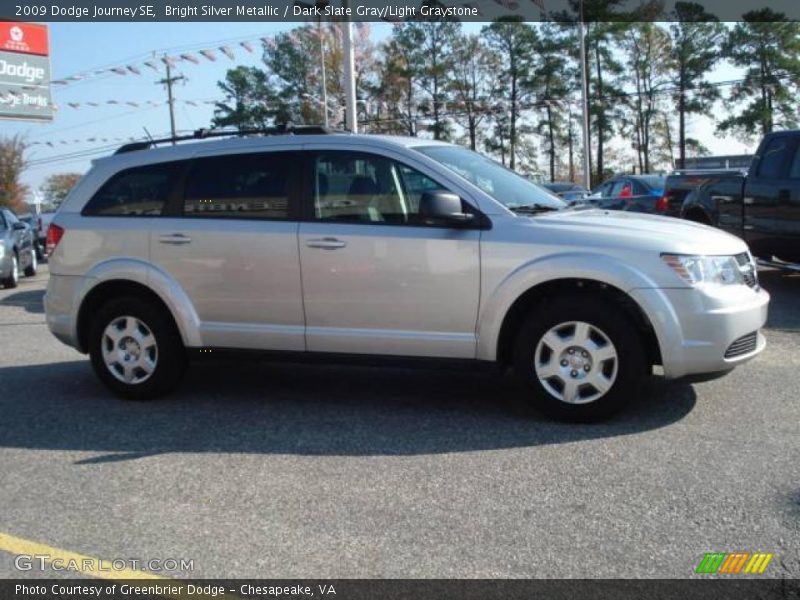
{"left": 697, "top": 552, "right": 773, "bottom": 574}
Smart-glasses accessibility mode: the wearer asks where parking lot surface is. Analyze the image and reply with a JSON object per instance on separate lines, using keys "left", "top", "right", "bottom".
{"left": 0, "top": 265, "right": 798, "bottom": 579}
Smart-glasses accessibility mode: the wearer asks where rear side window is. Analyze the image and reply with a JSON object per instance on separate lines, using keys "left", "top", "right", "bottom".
{"left": 757, "top": 137, "right": 791, "bottom": 179}
{"left": 83, "top": 163, "right": 180, "bottom": 216}
{"left": 183, "top": 153, "right": 291, "bottom": 220}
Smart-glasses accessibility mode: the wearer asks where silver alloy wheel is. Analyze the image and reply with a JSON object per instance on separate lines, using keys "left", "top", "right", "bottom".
{"left": 101, "top": 316, "right": 158, "bottom": 384}
{"left": 11, "top": 256, "right": 18, "bottom": 284}
{"left": 534, "top": 321, "right": 618, "bottom": 404}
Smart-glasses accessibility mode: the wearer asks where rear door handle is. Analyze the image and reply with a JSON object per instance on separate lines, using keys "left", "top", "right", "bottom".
{"left": 306, "top": 237, "right": 347, "bottom": 250}
{"left": 158, "top": 233, "right": 192, "bottom": 245}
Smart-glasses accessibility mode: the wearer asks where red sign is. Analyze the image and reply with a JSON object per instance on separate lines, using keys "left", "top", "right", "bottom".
{"left": 0, "top": 22, "right": 49, "bottom": 56}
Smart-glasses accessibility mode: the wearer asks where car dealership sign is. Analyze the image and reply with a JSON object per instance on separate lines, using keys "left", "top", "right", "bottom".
{"left": 0, "top": 22, "right": 54, "bottom": 121}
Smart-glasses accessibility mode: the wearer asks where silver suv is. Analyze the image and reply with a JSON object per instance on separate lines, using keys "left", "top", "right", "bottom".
{"left": 44, "top": 128, "right": 769, "bottom": 421}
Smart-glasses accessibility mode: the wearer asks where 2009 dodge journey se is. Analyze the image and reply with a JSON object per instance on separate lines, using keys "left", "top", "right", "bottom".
{"left": 44, "top": 127, "right": 769, "bottom": 421}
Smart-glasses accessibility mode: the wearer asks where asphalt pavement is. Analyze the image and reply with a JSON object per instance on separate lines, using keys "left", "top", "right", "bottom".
{"left": 0, "top": 265, "right": 797, "bottom": 579}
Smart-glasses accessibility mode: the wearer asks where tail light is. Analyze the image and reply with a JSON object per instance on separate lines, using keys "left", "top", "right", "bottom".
{"left": 655, "top": 193, "right": 672, "bottom": 212}
{"left": 46, "top": 224, "right": 64, "bottom": 256}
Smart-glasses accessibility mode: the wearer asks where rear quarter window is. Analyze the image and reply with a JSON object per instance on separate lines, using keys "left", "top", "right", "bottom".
{"left": 82, "top": 162, "right": 182, "bottom": 217}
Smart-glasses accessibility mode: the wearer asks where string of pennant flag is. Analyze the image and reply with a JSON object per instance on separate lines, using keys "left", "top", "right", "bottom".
{"left": 47, "top": 22, "right": 379, "bottom": 89}
{"left": 61, "top": 99, "right": 221, "bottom": 110}
{"left": 49, "top": 40, "right": 262, "bottom": 86}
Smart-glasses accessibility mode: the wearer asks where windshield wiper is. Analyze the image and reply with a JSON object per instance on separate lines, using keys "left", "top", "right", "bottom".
{"left": 508, "top": 203, "right": 560, "bottom": 215}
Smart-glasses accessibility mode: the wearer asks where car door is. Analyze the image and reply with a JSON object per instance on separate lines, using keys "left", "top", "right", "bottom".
{"left": 743, "top": 134, "right": 792, "bottom": 259}
{"left": 297, "top": 149, "right": 482, "bottom": 358}
{"left": 774, "top": 140, "right": 800, "bottom": 263}
{"left": 150, "top": 149, "right": 306, "bottom": 351}
{"left": 1, "top": 210, "right": 30, "bottom": 267}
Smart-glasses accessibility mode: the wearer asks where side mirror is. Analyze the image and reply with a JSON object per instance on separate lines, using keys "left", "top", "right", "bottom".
{"left": 12, "top": 222, "right": 26, "bottom": 231}
{"left": 419, "top": 191, "right": 475, "bottom": 228}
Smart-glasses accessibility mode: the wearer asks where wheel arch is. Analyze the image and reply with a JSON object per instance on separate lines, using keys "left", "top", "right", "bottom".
{"left": 77, "top": 280, "right": 176, "bottom": 353}
{"left": 681, "top": 190, "right": 714, "bottom": 225}
{"left": 490, "top": 278, "right": 662, "bottom": 370}
{"left": 74, "top": 260, "right": 201, "bottom": 353}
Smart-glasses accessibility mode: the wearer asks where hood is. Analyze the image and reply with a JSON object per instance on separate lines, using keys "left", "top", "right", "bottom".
{"left": 528, "top": 208, "right": 748, "bottom": 256}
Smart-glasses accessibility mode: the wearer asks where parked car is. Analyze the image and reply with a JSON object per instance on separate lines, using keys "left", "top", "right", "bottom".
{"left": 587, "top": 175, "right": 667, "bottom": 214}
{"left": 664, "top": 130, "right": 800, "bottom": 267}
{"left": 44, "top": 128, "right": 768, "bottom": 421}
{"left": 0, "top": 208, "right": 38, "bottom": 288}
{"left": 18, "top": 214, "right": 45, "bottom": 259}
{"left": 37, "top": 211, "right": 55, "bottom": 250}
{"left": 541, "top": 182, "right": 589, "bottom": 205}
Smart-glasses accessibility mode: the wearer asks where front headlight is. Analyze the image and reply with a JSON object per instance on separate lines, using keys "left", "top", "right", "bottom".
{"left": 661, "top": 254, "right": 744, "bottom": 287}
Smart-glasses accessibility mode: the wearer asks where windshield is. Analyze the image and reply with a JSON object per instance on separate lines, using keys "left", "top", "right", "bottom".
{"left": 416, "top": 145, "right": 567, "bottom": 212}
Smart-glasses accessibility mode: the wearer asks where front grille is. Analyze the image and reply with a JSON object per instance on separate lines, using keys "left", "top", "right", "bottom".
{"left": 725, "top": 332, "right": 758, "bottom": 358}
{"left": 735, "top": 252, "right": 758, "bottom": 288}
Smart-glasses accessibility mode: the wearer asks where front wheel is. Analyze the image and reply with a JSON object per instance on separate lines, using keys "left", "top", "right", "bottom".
{"left": 512, "top": 296, "right": 646, "bottom": 422}
{"left": 89, "top": 296, "right": 187, "bottom": 400}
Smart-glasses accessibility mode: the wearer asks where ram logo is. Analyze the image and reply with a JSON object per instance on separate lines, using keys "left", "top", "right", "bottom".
{"left": 696, "top": 552, "right": 773, "bottom": 575}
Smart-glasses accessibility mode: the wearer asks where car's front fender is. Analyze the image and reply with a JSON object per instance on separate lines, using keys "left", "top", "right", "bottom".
{"left": 476, "top": 252, "right": 663, "bottom": 361}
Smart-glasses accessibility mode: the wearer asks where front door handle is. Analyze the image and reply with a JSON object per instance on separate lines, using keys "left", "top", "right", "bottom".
{"left": 158, "top": 233, "right": 192, "bottom": 245}
{"left": 306, "top": 237, "right": 347, "bottom": 250}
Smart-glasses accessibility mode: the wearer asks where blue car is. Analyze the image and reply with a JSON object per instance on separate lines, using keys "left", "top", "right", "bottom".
{"left": 587, "top": 175, "right": 668, "bottom": 215}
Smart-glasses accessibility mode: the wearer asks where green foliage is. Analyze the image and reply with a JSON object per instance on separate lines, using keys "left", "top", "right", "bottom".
{"left": 0, "top": 135, "right": 28, "bottom": 212}
{"left": 668, "top": 2, "right": 724, "bottom": 167}
{"left": 718, "top": 10, "right": 800, "bottom": 140}
{"left": 40, "top": 172, "right": 82, "bottom": 209}
{"left": 212, "top": 66, "right": 288, "bottom": 129}
{"left": 482, "top": 18, "right": 538, "bottom": 169}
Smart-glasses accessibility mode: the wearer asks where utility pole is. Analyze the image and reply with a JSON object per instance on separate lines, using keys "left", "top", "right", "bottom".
{"left": 578, "top": 0, "right": 592, "bottom": 190}
{"left": 156, "top": 55, "right": 185, "bottom": 144}
{"left": 341, "top": 0, "right": 357, "bottom": 133}
{"left": 318, "top": 17, "right": 328, "bottom": 128}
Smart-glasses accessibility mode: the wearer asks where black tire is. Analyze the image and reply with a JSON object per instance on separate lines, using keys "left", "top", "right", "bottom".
{"left": 2, "top": 254, "right": 19, "bottom": 289}
{"left": 24, "top": 250, "right": 37, "bottom": 277}
{"left": 89, "top": 296, "right": 186, "bottom": 400}
{"left": 512, "top": 295, "right": 647, "bottom": 422}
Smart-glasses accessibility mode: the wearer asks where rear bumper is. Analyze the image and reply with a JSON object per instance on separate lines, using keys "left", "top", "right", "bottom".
{"left": 44, "top": 273, "right": 84, "bottom": 350}
{"left": 631, "top": 285, "right": 769, "bottom": 379}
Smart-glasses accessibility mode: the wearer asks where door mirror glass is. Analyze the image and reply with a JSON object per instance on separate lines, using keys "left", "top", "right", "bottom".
{"left": 419, "top": 191, "right": 474, "bottom": 227}
{"left": 12, "top": 222, "right": 26, "bottom": 231}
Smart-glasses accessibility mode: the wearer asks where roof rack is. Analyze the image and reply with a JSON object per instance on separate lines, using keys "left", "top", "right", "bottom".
{"left": 114, "top": 124, "right": 345, "bottom": 154}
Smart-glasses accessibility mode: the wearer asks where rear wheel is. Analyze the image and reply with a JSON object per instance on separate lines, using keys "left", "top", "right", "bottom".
{"left": 512, "top": 296, "right": 646, "bottom": 422}
{"left": 89, "top": 296, "right": 186, "bottom": 400}
{"left": 2, "top": 254, "right": 19, "bottom": 289}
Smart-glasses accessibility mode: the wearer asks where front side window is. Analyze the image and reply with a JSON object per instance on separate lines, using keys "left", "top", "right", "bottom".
{"left": 183, "top": 153, "right": 292, "bottom": 220}
{"left": 313, "top": 152, "right": 453, "bottom": 225}
{"left": 83, "top": 163, "right": 180, "bottom": 216}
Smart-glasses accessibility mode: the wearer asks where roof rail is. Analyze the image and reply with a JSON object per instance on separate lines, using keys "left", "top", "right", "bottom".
{"left": 114, "top": 124, "right": 345, "bottom": 154}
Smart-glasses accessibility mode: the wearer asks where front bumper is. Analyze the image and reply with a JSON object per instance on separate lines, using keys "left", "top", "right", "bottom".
{"left": 631, "top": 284, "right": 769, "bottom": 379}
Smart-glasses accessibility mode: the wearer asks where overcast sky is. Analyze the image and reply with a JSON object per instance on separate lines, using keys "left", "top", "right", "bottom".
{"left": 3, "top": 21, "right": 751, "bottom": 196}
